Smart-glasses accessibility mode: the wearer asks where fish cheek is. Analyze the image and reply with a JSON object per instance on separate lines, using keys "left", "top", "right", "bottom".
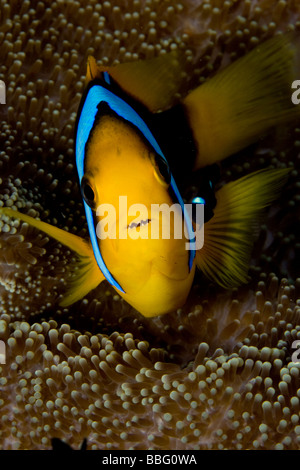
{"left": 153, "top": 237, "right": 190, "bottom": 280}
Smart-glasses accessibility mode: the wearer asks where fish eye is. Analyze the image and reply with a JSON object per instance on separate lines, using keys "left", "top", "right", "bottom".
{"left": 153, "top": 154, "right": 171, "bottom": 186}
{"left": 81, "top": 177, "right": 96, "bottom": 208}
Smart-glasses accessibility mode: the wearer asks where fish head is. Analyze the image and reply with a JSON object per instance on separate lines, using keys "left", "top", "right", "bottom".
{"left": 76, "top": 79, "right": 196, "bottom": 316}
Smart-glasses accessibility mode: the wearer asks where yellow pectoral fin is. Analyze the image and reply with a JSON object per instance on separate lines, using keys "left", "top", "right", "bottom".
{"left": 0, "top": 207, "right": 104, "bottom": 306}
{"left": 184, "top": 34, "right": 300, "bottom": 168}
{"left": 86, "top": 52, "right": 186, "bottom": 112}
{"left": 59, "top": 252, "right": 104, "bottom": 307}
{"left": 196, "top": 168, "right": 290, "bottom": 288}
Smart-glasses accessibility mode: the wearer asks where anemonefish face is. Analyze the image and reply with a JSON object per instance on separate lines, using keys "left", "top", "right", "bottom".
{"left": 75, "top": 77, "right": 196, "bottom": 317}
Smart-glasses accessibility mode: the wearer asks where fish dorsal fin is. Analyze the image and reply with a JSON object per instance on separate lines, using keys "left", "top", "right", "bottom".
{"left": 86, "top": 56, "right": 102, "bottom": 83}
{"left": 86, "top": 52, "right": 186, "bottom": 112}
{"left": 0, "top": 207, "right": 105, "bottom": 306}
{"left": 196, "top": 168, "right": 290, "bottom": 288}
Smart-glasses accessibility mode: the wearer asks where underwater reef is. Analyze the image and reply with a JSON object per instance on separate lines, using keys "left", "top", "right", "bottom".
{"left": 0, "top": 0, "right": 300, "bottom": 450}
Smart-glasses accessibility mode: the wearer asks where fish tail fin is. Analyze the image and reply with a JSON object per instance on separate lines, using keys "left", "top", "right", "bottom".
{"left": 0, "top": 207, "right": 104, "bottom": 306}
{"left": 183, "top": 34, "right": 300, "bottom": 168}
{"left": 196, "top": 168, "right": 290, "bottom": 288}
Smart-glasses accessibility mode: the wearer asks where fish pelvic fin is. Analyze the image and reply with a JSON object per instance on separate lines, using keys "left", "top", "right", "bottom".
{"left": 85, "top": 52, "right": 186, "bottom": 112}
{"left": 196, "top": 168, "right": 290, "bottom": 288}
{"left": 183, "top": 34, "right": 300, "bottom": 169}
{"left": 0, "top": 207, "right": 104, "bottom": 306}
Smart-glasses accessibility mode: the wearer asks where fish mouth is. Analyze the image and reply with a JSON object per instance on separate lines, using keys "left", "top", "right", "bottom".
{"left": 127, "top": 219, "right": 151, "bottom": 230}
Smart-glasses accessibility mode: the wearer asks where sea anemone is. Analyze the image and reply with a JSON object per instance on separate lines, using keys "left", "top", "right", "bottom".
{"left": 1, "top": 275, "right": 300, "bottom": 450}
{"left": 0, "top": 0, "right": 300, "bottom": 450}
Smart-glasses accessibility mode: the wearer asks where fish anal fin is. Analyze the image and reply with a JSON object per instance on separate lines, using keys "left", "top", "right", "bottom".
{"left": 196, "top": 168, "right": 290, "bottom": 288}
{"left": 0, "top": 207, "right": 105, "bottom": 305}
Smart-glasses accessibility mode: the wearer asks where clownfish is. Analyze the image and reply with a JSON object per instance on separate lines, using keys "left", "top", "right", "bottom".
{"left": 1, "top": 34, "right": 299, "bottom": 317}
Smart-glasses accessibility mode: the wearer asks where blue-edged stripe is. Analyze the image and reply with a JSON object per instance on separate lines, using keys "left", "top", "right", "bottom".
{"left": 75, "top": 82, "right": 196, "bottom": 292}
